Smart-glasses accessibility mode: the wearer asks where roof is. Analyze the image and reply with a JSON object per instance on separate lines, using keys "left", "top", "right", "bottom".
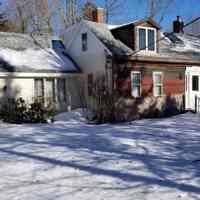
{"left": 0, "top": 32, "right": 79, "bottom": 73}
{"left": 108, "top": 18, "right": 161, "bottom": 30}
{"left": 83, "top": 20, "right": 134, "bottom": 56}
{"left": 159, "top": 32, "right": 200, "bottom": 61}
{"left": 70, "top": 19, "right": 200, "bottom": 63}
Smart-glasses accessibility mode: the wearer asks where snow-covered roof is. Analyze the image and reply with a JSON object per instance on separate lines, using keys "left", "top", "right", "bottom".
{"left": 83, "top": 20, "right": 134, "bottom": 56}
{"left": 107, "top": 21, "right": 136, "bottom": 30}
{"left": 0, "top": 32, "right": 79, "bottom": 73}
{"left": 69, "top": 19, "right": 200, "bottom": 62}
{"left": 107, "top": 18, "right": 161, "bottom": 30}
{"left": 159, "top": 32, "right": 200, "bottom": 61}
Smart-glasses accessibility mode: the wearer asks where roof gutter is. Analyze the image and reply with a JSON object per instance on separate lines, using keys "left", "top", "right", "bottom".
{"left": 116, "top": 54, "right": 200, "bottom": 66}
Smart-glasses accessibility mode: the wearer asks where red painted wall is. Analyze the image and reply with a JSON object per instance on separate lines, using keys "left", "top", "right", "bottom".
{"left": 116, "top": 63, "right": 185, "bottom": 97}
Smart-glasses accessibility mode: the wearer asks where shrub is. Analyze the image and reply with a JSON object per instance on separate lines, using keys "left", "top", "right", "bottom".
{"left": 0, "top": 97, "right": 55, "bottom": 123}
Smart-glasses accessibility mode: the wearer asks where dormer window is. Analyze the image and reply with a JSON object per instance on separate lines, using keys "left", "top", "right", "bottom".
{"left": 138, "top": 27, "right": 156, "bottom": 52}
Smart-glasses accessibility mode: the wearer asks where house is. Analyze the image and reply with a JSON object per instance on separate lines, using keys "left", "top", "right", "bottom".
{"left": 0, "top": 32, "right": 85, "bottom": 111}
{"left": 64, "top": 6, "right": 200, "bottom": 120}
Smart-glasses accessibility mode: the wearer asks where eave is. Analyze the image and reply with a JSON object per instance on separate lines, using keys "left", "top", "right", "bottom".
{"left": 116, "top": 54, "right": 200, "bottom": 66}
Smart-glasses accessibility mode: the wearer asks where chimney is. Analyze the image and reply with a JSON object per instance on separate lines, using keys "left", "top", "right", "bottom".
{"left": 173, "top": 16, "right": 184, "bottom": 33}
{"left": 82, "top": 2, "right": 104, "bottom": 23}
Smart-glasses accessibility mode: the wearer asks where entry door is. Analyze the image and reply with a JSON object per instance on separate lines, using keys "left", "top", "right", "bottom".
{"left": 186, "top": 73, "right": 200, "bottom": 111}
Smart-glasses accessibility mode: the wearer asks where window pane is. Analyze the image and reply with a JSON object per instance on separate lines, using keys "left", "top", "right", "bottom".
{"left": 132, "top": 72, "right": 141, "bottom": 97}
{"left": 148, "top": 29, "right": 155, "bottom": 51}
{"left": 132, "top": 86, "right": 140, "bottom": 97}
{"left": 155, "top": 86, "right": 162, "bottom": 96}
{"left": 34, "top": 79, "right": 44, "bottom": 98}
{"left": 132, "top": 73, "right": 140, "bottom": 85}
{"left": 154, "top": 74, "right": 162, "bottom": 84}
{"left": 192, "top": 76, "right": 199, "bottom": 91}
{"left": 57, "top": 79, "right": 66, "bottom": 102}
{"left": 153, "top": 73, "right": 163, "bottom": 96}
{"left": 82, "top": 33, "right": 88, "bottom": 51}
{"left": 46, "top": 79, "right": 55, "bottom": 103}
{"left": 139, "top": 28, "right": 146, "bottom": 50}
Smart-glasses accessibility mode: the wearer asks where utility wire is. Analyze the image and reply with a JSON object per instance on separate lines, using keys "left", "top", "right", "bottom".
{"left": 129, "top": 16, "right": 200, "bottom": 56}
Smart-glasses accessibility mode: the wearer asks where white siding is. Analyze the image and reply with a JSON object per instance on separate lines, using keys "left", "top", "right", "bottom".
{"left": 0, "top": 73, "right": 87, "bottom": 111}
{"left": 64, "top": 22, "right": 111, "bottom": 74}
{"left": 0, "top": 78, "right": 34, "bottom": 102}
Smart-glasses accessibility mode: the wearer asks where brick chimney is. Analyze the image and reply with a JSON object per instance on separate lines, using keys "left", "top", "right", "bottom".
{"left": 82, "top": 2, "right": 104, "bottom": 23}
{"left": 95, "top": 8, "right": 104, "bottom": 23}
{"left": 173, "top": 16, "right": 184, "bottom": 33}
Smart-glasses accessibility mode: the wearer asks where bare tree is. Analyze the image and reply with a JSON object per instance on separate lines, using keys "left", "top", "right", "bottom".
{"left": 103, "top": 0, "right": 125, "bottom": 23}
{"left": 67, "top": 0, "right": 125, "bottom": 24}
{"left": 0, "top": 2, "right": 19, "bottom": 32}
{"left": 5, "top": 0, "right": 60, "bottom": 33}
{"left": 185, "top": 15, "right": 200, "bottom": 36}
{"left": 146, "top": 0, "right": 175, "bottom": 22}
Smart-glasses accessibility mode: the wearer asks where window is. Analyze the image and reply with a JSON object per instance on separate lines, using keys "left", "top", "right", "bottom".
{"left": 139, "top": 29, "right": 146, "bottom": 50}
{"left": 57, "top": 79, "right": 66, "bottom": 102}
{"left": 52, "top": 40, "right": 66, "bottom": 49}
{"left": 138, "top": 27, "right": 156, "bottom": 52}
{"left": 153, "top": 72, "right": 163, "bottom": 97}
{"left": 82, "top": 33, "right": 88, "bottom": 51}
{"left": 131, "top": 71, "right": 141, "bottom": 97}
{"left": 192, "top": 76, "right": 199, "bottom": 91}
{"left": 34, "top": 79, "right": 44, "bottom": 99}
{"left": 148, "top": 29, "right": 155, "bottom": 51}
{"left": 46, "top": 79, "right": 55, "bottom": 103}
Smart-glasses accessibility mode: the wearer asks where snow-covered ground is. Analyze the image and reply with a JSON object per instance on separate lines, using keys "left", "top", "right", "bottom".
{"left": 0, "top": 110, "right": 200, "bottom": 200}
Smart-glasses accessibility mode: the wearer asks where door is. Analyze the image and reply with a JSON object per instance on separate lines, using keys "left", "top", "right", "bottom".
{"left": 185, "top": 67, "right": 200, "bottom": 111}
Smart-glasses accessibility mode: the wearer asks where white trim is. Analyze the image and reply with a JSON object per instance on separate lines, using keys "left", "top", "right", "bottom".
{"left": 153, "top": 71, "right": 163, "bottom": 97}
{"left": 137, "top": 26, "right": 157, "bottom": 53}
{"left": 131, "top": 71, "right": 141, "bottom": 97}
{"left": 185, "top": 66, "right": 200, "bottom": 110}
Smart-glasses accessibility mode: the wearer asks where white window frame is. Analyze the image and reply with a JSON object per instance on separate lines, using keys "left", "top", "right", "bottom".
{"left": 153, "top": 72, "right": 163, "bottom": 97}
{"left": 131, "top": 71, "right": 141, "bottom": 97}
{"left": 137, "top": 26, "right": 157, "bottom": 53}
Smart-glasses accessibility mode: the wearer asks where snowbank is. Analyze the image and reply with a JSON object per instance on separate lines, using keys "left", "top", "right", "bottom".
{"left": 0, "top": 112, "right": 200, "bottom": 200}
{"left": 54, "top": 109, "right": 89, "bottom": 123}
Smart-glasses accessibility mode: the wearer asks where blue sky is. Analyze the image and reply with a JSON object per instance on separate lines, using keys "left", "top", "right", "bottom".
{"left": 1, "top": 0, "right": 200, "bottom": 32}
{"left": 95, "top": 0, "right": 200, "bottom": 31}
